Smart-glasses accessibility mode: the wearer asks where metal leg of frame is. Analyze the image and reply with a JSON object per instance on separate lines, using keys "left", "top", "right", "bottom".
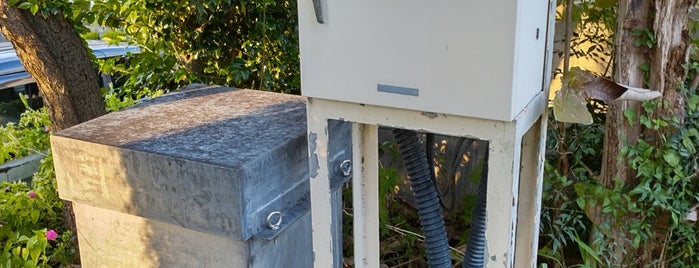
{"left": 308, "top": 113, "right": 336, "bottom": 267}
{"left": 351, "top": 123, "right": 380, "bottom": 268}
{"left": 514, "top": 116, "right": 547, "bottom": 267}
{"left": 485, "top": 124, "right": 522, "bottom": 267}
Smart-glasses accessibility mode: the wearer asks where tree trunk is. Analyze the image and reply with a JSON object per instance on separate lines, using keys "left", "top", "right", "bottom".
{"left": 0, "top": 2, "right": 108, "bottom": 265}
{"left": 591, "top": 2, "right": 651, "bottom": 265}
{"left": 650, "top": 0, "right": 694, "bottom": 121}
{"left": 595, "top": 0, "right": 695, "bottom": 265}
{"left": 601, "top": 0, "right": 651, "bottom": 190}
{"left": 0, "top": 2, "right": 106, "bottom": 131}
{"left": 639, "top": 0, "right": 695, "bottom": 265}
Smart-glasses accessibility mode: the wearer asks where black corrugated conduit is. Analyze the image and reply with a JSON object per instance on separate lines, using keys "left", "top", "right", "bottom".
{"left": 463, "top": 151, "right": 488, "bottom": 268}
{"left": 394, "top": 129, "right": 489, "bottom": 267}
{"left": 393, "top": 129, "right": 452, "bottom": 268}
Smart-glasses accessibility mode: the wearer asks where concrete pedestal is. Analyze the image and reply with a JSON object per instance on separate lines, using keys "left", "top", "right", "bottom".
{"left": 52, "top": 86, "right": 312, "bottom": 267}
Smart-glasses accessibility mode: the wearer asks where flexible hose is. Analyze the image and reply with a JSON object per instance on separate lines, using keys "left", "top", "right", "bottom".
{"left": 463, "top": 152, "right": 488, "bottom": 268}
{"left": 393, "top": 129, "right": 452, "bottom": 268}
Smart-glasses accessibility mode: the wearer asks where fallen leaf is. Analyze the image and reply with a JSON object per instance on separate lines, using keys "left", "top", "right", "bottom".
{"left": 553, "top": 90, "right": 593, "bottom": 125}
{"left": 565, "top": 67, "right": 661, "bottom": 102}
{"left": 566, "top": 67, "right": 625, "bottom": 101}
{"left": 616, "top": 85, "right": 663, "bottom": 101}
{"left": 552, "top": 68, "right": 662, "bottom": 124}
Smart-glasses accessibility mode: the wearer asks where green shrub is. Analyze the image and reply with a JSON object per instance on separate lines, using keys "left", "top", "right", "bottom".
{"left": 0, "top": 103, "right": 77, "bottom": 266}
{"left": 89, "top": 0, "right": 300, "bottom": 109}
{"left": 0, "top": 96, "right": 50, "bottom": 165}
{"left": 101, "top": 29, "right": 127, "bottom": 44}
{"left": 0, "top": 155, "right": 77, "bottom": 267}
{"left": 80, "top": 31, "right": 99, "bottom": 40}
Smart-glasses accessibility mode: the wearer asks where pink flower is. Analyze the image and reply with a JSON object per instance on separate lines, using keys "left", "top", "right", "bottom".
{"left": 46, "top": 230, "right": 58, "bottom": 241}
{"left": 27, "top": 191, "right": 36, "bottom": 199}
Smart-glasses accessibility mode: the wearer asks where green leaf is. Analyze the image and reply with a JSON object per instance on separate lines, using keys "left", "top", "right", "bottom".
{"left": 16, "top": 235, "right": 29, "bottom": 243}
{"left": 29, "top": 3, "right": 39, "bottom": 15}
{"left": 682, "top": 134, "right": 696, "bottom": 154}
{"left": 21, "top": 247, "right": 28, "bottom": 261}
{"left": 572, "top": 233, "right": 601, "bottom": 264}
{"left": 640, "top": 115, "right": 652, "bottom": 128}
{"left": 633, "top": 234, "right": 641, "bottom": 248}
{"left": 28, "top": 239, "right": 42, "bottom": 264}
{"left": 688, "top": 95, "right": 699, "bottom": 112}
{"left": 173, "top": 69, "right": 188, "bottom": 83}
{"left": 623, "top": 108, "right": 637, "bottom": 127}
{"left": 662, "top": 150, "right": 680, "bottom": 167}
{"left": 29, "top": 210, "right": 39, "bottom": 224}
{"left": 642, "top": 145, "right": 654, "bottom": 158}
{"left": 688, "top": 127, "right": 699, "bottom": 138}
{"left": 17, "top": 2, "right": 32, "bottom": 9}
{"left": 11, "top": 245, "right": 21, "bottom": 257}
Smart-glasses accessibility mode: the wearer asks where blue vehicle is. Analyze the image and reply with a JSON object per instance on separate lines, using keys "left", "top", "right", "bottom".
{"left": 0, "top": 40, "right": 139, "bottom": 124}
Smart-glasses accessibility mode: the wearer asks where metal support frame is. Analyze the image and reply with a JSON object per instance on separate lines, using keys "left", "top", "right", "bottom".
{"left": 307, "top": 90, "right": 549, "bottom": 268}
{"left": 306, "top": 3, "right": 556, "bottom": 265}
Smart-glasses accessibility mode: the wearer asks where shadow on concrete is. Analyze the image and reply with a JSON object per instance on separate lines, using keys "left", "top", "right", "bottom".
{"left": 52, "top": 86, "right": 312, "bottom": 267}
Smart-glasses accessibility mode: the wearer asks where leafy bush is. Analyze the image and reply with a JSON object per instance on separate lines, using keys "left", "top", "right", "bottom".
{"left": 0, "top": 156, "right": 76, "bottom": 267}
{"left": 541, "top": 2, "right": 699, "bottom": 266}
{"left": 100, "top": 29, "right": 127, "bottom": 44}
{"left": 0, "top": 103, "right": 77, "bottom": 266}
{"left": 80, "top": 31, "right": 99, "bottom": 40}
{"left": 539, "top": 102, "right": 604, "bottom": 266}
{"left": 542, "top": 89, "right": 699, "bottom": 268}
{"left": 0, "top": 97, "right": 51, "bottom": 165}
{"left": 87, "top": 0, "right": 300, "bottom": 111}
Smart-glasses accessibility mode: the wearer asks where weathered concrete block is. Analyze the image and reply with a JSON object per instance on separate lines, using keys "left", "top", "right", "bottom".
{"left": 73, "top": 203, "right": 248, "bottom": 268}
{"left": 51, "top": 86, "right": 311, "bottom": 267}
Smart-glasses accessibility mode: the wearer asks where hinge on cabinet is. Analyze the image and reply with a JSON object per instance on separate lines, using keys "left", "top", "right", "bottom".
{"left": 312, "top": 0, "right": 324, "bottom": 23}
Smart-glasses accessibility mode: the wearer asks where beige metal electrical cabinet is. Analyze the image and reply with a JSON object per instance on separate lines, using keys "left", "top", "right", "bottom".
{"left": 298, "top": 1, "right": 550, "bottom": 121}
{"left": 300, "top": 2, "right": 555, "bottom": 267}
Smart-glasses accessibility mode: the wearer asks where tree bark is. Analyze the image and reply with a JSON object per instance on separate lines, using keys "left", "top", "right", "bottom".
{"left": 0, "top": 2, "right": 106, "bottom": 131}
{"left": 595, "top": 0, "right": 696, "bottom": 265}
{"left": 0, "top": 2, "right": 108, "bottom": 265}
{"left": 601, "top": 0, "right": 652, "bottom": 190}
{"left": 638, "top": 1, "right": 696, "bottom": 265}
{"left": 650, "top": 0, "right": 694, "bottom": 122}
{"left": 591, "top": 2, "right": 651, "bottom": 265}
